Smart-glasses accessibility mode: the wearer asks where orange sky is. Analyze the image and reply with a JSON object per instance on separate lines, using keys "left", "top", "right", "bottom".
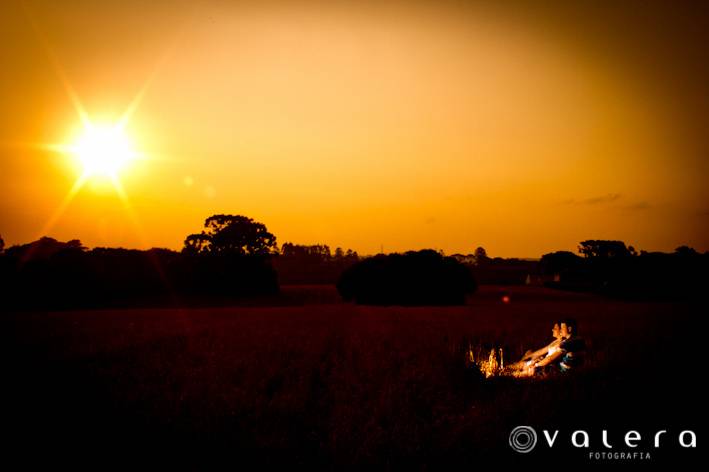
{"left": 1, "top": 0, "right": 708, "bottom": 257}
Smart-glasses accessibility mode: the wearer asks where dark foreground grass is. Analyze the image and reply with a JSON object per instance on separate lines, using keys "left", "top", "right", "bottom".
{"left": 2, "top": 286, "right": 704, "bottom": 467}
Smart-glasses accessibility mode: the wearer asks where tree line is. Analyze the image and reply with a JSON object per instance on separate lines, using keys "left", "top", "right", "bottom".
{"left": 539, "top": 240, "right": 708, "bottom": 299}
{"left": 1, "top": 216, "right": 706, "bottom": 309}
{"left": 0, "top": 215, "right": 361, "bottom": 309}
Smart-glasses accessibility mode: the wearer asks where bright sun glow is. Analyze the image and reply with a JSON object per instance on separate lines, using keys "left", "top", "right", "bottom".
{"left": 72, "top": 124, "right": 136, "bottom": 178}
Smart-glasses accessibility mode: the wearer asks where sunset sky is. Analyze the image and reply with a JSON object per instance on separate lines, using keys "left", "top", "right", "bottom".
{"left": 1, "top": 0, "right": 708, "bottom": 257}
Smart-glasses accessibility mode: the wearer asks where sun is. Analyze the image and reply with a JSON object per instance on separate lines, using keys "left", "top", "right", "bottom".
{"left": 71, "top": 124, "right": 136, "bottom": 178}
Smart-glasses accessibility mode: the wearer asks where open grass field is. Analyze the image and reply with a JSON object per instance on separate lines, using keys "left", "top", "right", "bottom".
{"left": 2, "top": 286, "right": 704, "bottom": 467}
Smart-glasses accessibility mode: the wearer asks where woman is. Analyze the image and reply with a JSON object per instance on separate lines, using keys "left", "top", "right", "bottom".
{"left": 506, "top": 322, "right": 564, "bottom": 377}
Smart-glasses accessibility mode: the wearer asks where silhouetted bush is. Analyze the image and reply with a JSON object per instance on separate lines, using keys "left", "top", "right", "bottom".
{"left": 336, "top": 249, "right": 477, "bottom": 305}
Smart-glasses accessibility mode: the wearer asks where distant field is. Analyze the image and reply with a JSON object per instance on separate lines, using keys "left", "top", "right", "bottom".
{"left": 2, "top": 286, "right": 703, "bottom": 466}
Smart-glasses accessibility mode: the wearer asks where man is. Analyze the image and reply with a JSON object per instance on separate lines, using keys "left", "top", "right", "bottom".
{"left": 534, "top": 319, "right": 585, "bottom": 373}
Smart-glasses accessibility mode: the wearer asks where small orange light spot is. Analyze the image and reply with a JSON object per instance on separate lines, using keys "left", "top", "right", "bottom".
{"left": 501, "top": 295, "right": 511, "bottom": 303}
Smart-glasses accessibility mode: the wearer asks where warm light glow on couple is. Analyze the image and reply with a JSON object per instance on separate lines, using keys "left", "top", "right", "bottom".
{"left": 508, "top": 320, "right": 586, "bottom": 377}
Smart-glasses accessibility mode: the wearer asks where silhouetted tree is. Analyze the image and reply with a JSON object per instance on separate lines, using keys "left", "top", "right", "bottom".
{"left": 474, "top": 247, "right": 489, "bottom": 265}
{"left": 0, "top": 234, "right": 4, "bottom": 253}
{"left": 578, "top": 240, "right": 631, "bottom": 259}
{"left": 183, "top": 233, "right": 211, "bottom": 255}
{"left": 5, "top": 236, "right": 85, "bottom": 260}
{"left": 183, "top": 215, "right": 277, "bottom": 255}
{"left": 675, "top": 245, "right": 698, "bottom": 256}
{"left": 177, "top": 215, "right": 279, "bottom": 296}
{"left": 281, "top": 243, "right": 331, "bottom": 259}
{"left": 540, "top": 250, "right": 583, "bottom": 275}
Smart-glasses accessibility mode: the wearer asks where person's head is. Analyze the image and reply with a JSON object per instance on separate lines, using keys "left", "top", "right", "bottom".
{"left": 551, "top": 323, "right": 561, "bottom": 340}
{"left": 560, "top": 318, "right": 578, "bottom": 339}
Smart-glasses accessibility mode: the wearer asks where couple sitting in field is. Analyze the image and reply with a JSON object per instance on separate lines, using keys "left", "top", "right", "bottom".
{"left": 507, "top": 319, "right": 585, "bottom": 377}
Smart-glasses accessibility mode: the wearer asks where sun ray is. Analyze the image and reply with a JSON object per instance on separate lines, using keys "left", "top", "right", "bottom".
{"left": 110, "top": 175, "right": 145, "bottom": 240}
{"left": 0, "top": 141, "right": 73, "bottom": 154}
{"left": 117, "top": 23, "right": 183, "bottom": 133}
{"left": 117, "top": 71, "right": 157, "bottom": 133}
{"left": 20, "top": 3, "right": 91, "bottom": 128}
{"left": 110, "top": 174, "right": 185, "bottom": 309}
